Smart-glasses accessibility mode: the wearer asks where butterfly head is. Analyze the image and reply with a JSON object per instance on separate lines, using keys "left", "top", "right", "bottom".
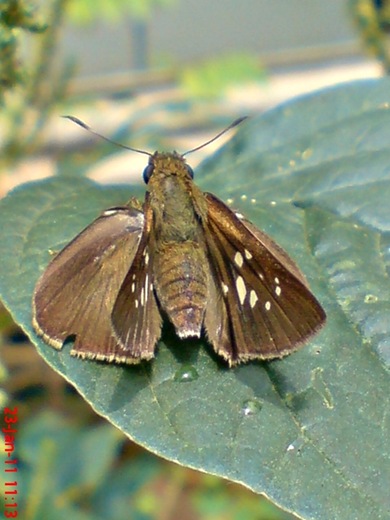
{"left": 143, "top": 151, "right": 194, "bottom": 184}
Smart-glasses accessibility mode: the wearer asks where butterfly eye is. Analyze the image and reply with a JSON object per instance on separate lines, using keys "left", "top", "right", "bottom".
{"left": 143, "top": 164, "right": 154, "bottom": 184}
{"left": 186, "top": 165, "right": 194, "bottom": 179}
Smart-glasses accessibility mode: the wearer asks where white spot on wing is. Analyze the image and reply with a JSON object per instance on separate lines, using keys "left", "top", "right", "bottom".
{"left": 131, "top": 283, "right": 135, "bottom": 293}
{"left": 234, "top": 251, "right": 243, "bottom": 267}
{"left": 145, "top": 252, "right": 149, "bottom": 265}
{"left": 235, "top": 213, "right": 244, "bottom": 220}
{"left": 245, "top": 249, "right": 252, "bottom": 260}
{"left": 265, "top": 301, "right": 271, "bottom": 311}
{"left": 236, "top": 276, "right": 246, "bottom": 305}
{"left": 145, "top": 274, "right": 149, "bottom": 302}
{"left": 275, "top": 277, "right": 280, "bottom": 284}
{"left": 222, "top": 283, "right": 229, "bottom": 295}
{"left": 275, "top": 285, "right": 282, "bottom": 297}
{"left": 250, "top": 290, "right": 258, "bottom": 308}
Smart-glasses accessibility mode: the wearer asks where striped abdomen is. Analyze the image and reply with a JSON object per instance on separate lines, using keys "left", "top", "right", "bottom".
{"left": 153, "top": 241, "right": 209, "bottom": 338}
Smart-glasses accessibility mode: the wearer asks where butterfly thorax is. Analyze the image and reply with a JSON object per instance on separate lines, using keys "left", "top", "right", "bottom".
{"left": 147, "top": 153, "right": 210, "bottom": 338}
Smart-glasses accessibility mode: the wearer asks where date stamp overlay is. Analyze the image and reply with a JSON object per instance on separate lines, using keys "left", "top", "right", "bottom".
{"left": 3, "top": 407, "right": 18, "bottom": 518}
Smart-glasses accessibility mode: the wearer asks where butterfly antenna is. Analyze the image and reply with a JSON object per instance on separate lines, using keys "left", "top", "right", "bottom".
{"left": 182, "top": 116, "right": 248, "bottom": 156}
{"left": 63, "top": 115, "right": 152, "bottom": 157}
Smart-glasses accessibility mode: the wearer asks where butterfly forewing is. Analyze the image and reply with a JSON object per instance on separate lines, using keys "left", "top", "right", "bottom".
{"left": 204, "top": 193, "right": 326, "bottom": 364}
{"left": 112, "top": 199, "right": 162, "bottom": 360}
{"left": 32, "top": 205, "right": 145, "bottom": 363}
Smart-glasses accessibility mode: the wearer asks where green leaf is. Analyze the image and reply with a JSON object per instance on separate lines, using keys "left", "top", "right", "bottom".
{"left": 1, "top": 78, "right": 390, "bottom": 520}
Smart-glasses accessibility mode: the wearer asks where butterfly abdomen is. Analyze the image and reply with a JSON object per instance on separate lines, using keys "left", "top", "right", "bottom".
{"left": 153, "top": 241, "right": 209, "bottom": 338}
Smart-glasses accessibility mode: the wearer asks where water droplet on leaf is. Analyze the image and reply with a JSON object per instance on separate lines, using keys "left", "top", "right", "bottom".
{"left": 241, "top": 399, "right": 263, "bottom": 416}
{"left": 286, "top": 437, "right": 305, "bottom": 454}
{"left": 174, "top": 365, "right": 199, "bottom": 383}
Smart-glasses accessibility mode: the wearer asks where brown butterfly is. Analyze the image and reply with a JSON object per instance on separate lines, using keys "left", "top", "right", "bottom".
{"left": 32, "top": 117, "right": 326, "bottom": 366}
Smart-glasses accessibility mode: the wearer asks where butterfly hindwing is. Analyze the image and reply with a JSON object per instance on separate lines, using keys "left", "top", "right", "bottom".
{"left": 203, "top": 193, "right": 326, "bottom": 365}
{"left": 112, "top": 197, "right": 162, "bottom": 360}
{"left": 32, "top": 204, "right": 145, "bottom": 363}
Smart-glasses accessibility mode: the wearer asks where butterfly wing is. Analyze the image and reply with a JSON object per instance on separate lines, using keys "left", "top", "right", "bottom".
{"left": 32, "top": 205, "right": 148, "bottom": 363}
{"left": 112, "top": 195, "right": 163, "bottom": 360}
{"left": 203, "top": 193, "right": 326, "bottom": 365}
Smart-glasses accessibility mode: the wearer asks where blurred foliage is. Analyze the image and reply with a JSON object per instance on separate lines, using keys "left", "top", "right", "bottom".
{"left": 66, "top": 0, "right": 176, "bottom": 23}
{"left": 189, "top": 475, "right": 297, "bottom": 520}
{"left": 0, "top": 0, "right": 73, "bottom": 164}
{"left": 349, "top": 0, "right": 390, "bottom": 72}
{"left": 0, "top": 0, "right": 47, "bottom": 94}
{"left": 179, "top": 53, "right": 266, "bottom": 100}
